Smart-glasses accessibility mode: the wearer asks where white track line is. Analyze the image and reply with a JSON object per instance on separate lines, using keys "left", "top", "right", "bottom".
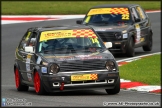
{"left": 1, "top": 10, "right": 161, "bottom": 25}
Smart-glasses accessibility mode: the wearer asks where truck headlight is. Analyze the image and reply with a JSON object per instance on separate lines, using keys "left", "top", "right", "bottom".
{"left": 106, "top": 61, "right": 116, "bottom": 71}
{"left": 49, "top": 64, "right": 59, "bottom": 74}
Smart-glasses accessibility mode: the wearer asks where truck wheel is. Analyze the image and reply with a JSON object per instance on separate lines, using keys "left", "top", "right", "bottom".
{"left": 143, "top": 33, "right": 152, "bottom": 51}
{"left": 126, "top": 37, "right": 135, "bottom": 57}
{"left": 105, "top": 77, "right": 120, "bottom": 95}
{"left": 14, "top": 68, "right": 29, "bottom": 91}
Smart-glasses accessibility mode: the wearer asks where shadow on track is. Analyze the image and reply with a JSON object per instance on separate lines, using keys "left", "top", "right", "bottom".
{"left": 10, "top": 88, "right": 112, "bottom": 96}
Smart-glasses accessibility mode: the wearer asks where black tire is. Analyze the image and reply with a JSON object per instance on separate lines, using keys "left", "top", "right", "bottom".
{"left": 14, "top": 68, "right": 29, "bottom": 91}
{"left": 126, "top": 37, "right": 135, "bottom": 57}
{"left": 105, "top": 77, "right": 120, "bottom": 95}
{"left": 34, "top": 71, "right": 47, "bottom": 95}
{"left": 142, "top": 33, "right": 153, "bottom": 51}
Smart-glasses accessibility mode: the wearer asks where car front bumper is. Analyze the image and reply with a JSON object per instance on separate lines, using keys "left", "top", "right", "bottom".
{"left": 108, "top": 40, "right": 128, "bottom": 53}
{"left": 41, "top": 70, "right": 119, "bottom": 92}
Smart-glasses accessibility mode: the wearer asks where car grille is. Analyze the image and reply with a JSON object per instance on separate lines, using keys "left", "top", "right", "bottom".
{"left": 59, "top": 60, "right": 106, "bottom": 72}
{"left": 97, "top": 31, "right": 118, "bottom": 41}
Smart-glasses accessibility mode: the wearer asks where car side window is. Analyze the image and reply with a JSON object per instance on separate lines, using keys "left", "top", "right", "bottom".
{"left": 26, "top": 32, "right": 37, "bottom": 52}
{"left": 18, "top": 31, "right": 32, "bottom": 51}
{"left": 135, "top": 6, "right": 147, "bottom": 20}
{"left": 131, "top": 7, "right": 140, "bottom": 21}
{"left": 28, "top": 32, "right": 37, "bottom": 47}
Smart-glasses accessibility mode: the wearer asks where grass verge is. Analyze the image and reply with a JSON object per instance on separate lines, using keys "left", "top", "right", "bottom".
{"left": 2, "top": 1, "right": 161, "bottom": 15}
{"left": 119, "top": 54, "right": 161, "bottom": 85}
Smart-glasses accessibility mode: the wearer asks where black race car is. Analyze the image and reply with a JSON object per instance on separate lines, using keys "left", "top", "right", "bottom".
{"left": 76, "top": 4, "right": 153, "bottom": 57}
{"left": 14, "top": 25, "right": 120, "bottom": 95}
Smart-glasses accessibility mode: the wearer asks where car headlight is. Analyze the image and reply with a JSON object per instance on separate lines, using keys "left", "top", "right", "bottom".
{"left": 106, "top": 61, "right": 116, "bottom": 71}
{"left": 49, "top": 64, "right": 59, "bottom": 74}
{"left": 114, "top": 32, "right": 122, "bottom": 39}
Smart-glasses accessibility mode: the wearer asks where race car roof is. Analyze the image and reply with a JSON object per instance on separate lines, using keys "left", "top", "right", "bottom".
{"left": 90, "top": 4, "right": 139, "bottom": 9}
{"left": 28, "top": 25, "right": 93, "bottom": 32}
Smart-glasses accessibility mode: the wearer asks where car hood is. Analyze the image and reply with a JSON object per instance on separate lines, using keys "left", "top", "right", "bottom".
{"left": 40, "top": 50, "right": 114, "bottom": 63}
{"left": 89, "top": 25, "right": 131, "bottom": 32}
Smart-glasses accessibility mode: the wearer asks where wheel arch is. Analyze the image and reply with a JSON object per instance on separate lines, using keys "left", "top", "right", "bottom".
{"left": 32, "top": 66, "right": 49, "bottom": 94}
{"left": 32, "top": 65, "right": 43, "bottom": 81}
{"left": 14, "top": 62, "right": 20, "bottom": 74}
{"left": 128, "top": 32, "right": 135, "bottom": 43}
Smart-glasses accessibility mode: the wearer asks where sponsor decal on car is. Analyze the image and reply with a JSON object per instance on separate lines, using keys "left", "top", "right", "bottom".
{"left": 94, "top": 28, "right": 113, "bottom": 31}
{"left": 71, "top": 74, "right": 98, "bottom": 81}
{"left": 58, "top": 56, "right": 102, "bottom": 61}
{"left": 36, "top": 56, "right": 42, "bottom": 64}
{"left": 85, "top": 8, "right": 130, "bottom": 23}
{"left": 27, "top": 73, "right": 32, "bottom": 81}
{"left": 39, "top": 29, "right": 97, "bottom": 42}
{"left": 26, "top": 54, "right": 31, "bottom": 71}
{"left": 87, "top": 8, "right": 129, "bottom": 15}
{"left": 135, "top": 24, "right": 141, "bottom": 43}
{"left": 44, "top": 51, "right": 100, "bottom": 61}
{"left": 140, "top": 37, "right": 145, "bottom": 42}
{"left": 41, "top": 67, "right": 47, "bottom": 73}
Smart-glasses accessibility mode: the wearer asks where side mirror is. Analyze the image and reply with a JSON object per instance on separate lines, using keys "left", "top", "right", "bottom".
{"left": 105, "top": 42, "right": 112, "bottom": 48}
{"left": 25, "top": 46, "right": 34, "bottom": 53}
{"left": 76, "top": 20, "right": 83, "bottom": 24}
{"left": 135, "top": 18, "right": 141, "bottom": 22}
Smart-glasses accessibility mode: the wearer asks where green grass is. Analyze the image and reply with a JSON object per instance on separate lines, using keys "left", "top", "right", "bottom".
{"left": 1, "top": 1, "right": 161, "bottom": 15}
{"left": 119, "top": 54, "right": 161, "bottom": 85}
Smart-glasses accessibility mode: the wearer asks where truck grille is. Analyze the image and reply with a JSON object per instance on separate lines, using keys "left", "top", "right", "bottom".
{"left": 59, "top": 60, "right": 106, "bottom": 72}
{"left": 97, "top": 32, "right": 117, "bottom": 41}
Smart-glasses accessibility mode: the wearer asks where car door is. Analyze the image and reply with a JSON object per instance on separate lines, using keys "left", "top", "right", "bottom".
{"left": 135, "top": 6, "right": 149, "bottom": 43}
{"left": 17, "top": 30, "right": 33, "bottom": 81}
{"left": 23, "top": 32, "right": 38, "bottom": 82}
{"left": 130, "top": 7, "right": 146, "bottom": 45}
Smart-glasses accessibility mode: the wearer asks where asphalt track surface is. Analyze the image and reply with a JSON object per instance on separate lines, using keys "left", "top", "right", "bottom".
{"left": 1, "top": 12, "right": 161, "bottom": 107}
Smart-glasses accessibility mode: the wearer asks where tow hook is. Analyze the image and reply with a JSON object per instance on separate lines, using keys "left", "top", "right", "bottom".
{"left": 60, "top": 83, "right": 64, "bottom": 91}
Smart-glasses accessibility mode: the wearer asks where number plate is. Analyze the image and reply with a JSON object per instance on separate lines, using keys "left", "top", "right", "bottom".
{"left": 71, "top": 74, "right": 98, "bottom": 81}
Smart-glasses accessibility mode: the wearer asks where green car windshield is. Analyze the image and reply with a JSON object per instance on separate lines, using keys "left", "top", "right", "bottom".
{"left": 37, "top": 29, "right": 105, "bottom": 53}
{"left": 83, "top": 7, "right": 132, "bottom": 25}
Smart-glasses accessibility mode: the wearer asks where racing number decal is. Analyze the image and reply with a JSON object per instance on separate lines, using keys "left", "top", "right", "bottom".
{"left": 26, "top": 54, "right": 31, "bottom": 71}
{"left": 94, "top": 38, "right": 99, "bottom": 43}
{"left": 122, "top": 14, "right": 129, "bottom": 20}
{"left": 135, "top": 24, "right": 141, "bottom": 43}
{"left": 90, "top": 37, "right": 99, "bottom": 44}
{"left": 90, "top": 37, "right": 101, "bottom": 47}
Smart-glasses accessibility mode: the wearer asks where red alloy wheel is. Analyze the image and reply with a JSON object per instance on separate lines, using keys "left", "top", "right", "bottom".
{"left": 15, "top": 68, "right": 20, "bottom": 88}
{"left": 34, "top": 72, "right": 41, "bottom": 93}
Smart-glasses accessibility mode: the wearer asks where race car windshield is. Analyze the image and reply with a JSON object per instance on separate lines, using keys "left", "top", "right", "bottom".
{"left": 37, "top": 30, "right": 105, "bottom": 54}
{"left": 83, "top": 14, "right": 132, "bottom": 26}
{"left": 83, "top": 7, "right": 132, "bottom": 26}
